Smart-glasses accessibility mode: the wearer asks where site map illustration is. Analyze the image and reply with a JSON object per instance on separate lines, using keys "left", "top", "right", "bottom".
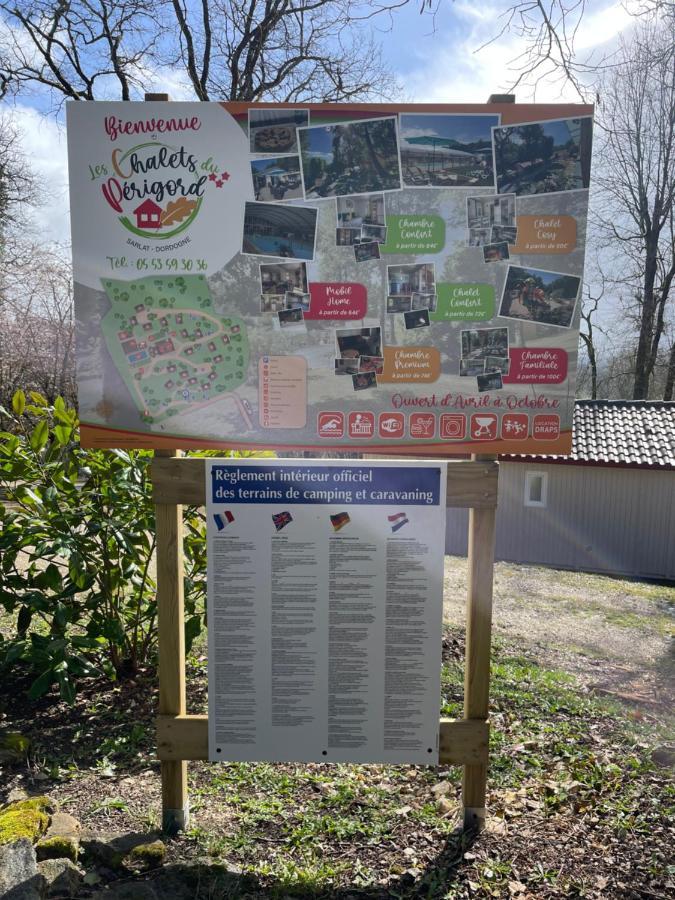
{"left": 67, "top": 101, "right": 593, "bottom": 454}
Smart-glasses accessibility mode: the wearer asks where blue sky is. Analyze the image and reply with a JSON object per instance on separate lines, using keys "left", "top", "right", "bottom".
{"left": 502, "top": 120, "right": 575, "bottom": 146}
{"left": 251, "top": 157, "right": 300, "bottom": 174}
{"left": 400, "top": 114, "right": 499, "bottom": 143}
{"left": 302, "top": 127, "right": 335, "bottom": 155}
{"left": 0, "top": 0, "right": 639, "bottom": 248}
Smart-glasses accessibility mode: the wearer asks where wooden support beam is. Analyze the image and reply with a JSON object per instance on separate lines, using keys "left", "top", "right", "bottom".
{"left": 157, "top": 715, "right": 489, "bottom": 766}
{"left": 462, "top": 454, "right": 498, "bottom": 832}
{"left": 151, "top": 457, "right": 498, "bottom": 509}
{"left": 155, "top": 447, "right": 189, "bottom": 834}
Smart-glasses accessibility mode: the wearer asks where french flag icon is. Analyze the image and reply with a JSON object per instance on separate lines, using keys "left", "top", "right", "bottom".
{"left": 214, "top": 510, "right": 234, "bottom": 531}
{"left": 388, "top": 511, "right": 409, "bottom": 533}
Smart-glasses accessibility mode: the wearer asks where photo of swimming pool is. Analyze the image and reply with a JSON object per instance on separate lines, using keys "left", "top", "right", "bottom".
{"left": 243, "top": 201, "right": 317, "bottom": 260}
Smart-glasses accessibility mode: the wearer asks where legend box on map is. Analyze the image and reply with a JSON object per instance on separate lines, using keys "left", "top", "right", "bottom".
{"left": 258, "top": 356, "right": 307, "bottom": 429}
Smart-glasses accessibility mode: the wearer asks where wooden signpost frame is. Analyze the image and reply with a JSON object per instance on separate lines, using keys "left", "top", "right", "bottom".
{"left": 141, "top": 90, "right": 500, "bottom": 834}
{"left": 152, "top": 451, "right": 498, "bottom": 834}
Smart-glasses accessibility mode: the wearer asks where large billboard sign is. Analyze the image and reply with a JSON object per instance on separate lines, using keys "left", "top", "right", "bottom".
{"left": 67, "top": 101, "right": 593, "bottom": 454}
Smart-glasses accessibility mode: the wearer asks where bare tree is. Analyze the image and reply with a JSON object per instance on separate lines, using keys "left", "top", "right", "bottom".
{"left": 591, "top": 12, "right": 675, "bottom": 400}
{"left": 663, "top": 341, "right": 675, "bottom": 400}
{"left": 0, "top": 240, "right": 76, "bottom": 411}
{"left": 579, "top": 280, "right": 605, "bottom": 399}
{"left": 0, "top": 115, "right": 38, "bottom": 234}
{"left": 0, "top": 0, "right": 401, "bottom": 105}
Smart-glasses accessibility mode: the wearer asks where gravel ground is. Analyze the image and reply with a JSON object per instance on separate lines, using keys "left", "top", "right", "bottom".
{"left": 444, "top": 556, "right": 675, "bottom": 714}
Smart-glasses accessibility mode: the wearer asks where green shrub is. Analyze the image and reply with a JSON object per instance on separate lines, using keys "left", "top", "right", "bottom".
{"left": 0, "top": 391, "right": 212, "bottom": 702}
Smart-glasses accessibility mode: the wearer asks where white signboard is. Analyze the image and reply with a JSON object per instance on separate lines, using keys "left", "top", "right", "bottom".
{"left": 206, "top": 458, "right": 447, "bottom": 764}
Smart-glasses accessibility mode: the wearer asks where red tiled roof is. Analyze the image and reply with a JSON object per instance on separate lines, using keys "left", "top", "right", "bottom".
{"left": 504, "top": 400, "right": 675, "bottom": 470}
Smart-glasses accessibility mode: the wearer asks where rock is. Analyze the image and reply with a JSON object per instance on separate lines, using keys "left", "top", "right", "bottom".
{"left": 91, "top": 874, "right": 195, "bottom": 900}
{"left": 7, "top": 787, "right": 29, "bottom": 803}
{"left": 92, "top": 883, "right": 159, "bottom": 900}
{"left": 651, "top": 745, "right": 675, "bottom": 768}
{"left": 435, "top": 796, "right": 455, "bottom": 816}
{"left": 125, "top": 840, "right": 166, "bottom": 870}
{"left": 37, "top": 812, "right": 81, "bottom": 863}
{"left": 0, "top": 732, "right": 31, "bottom": 765}
{"left": 431, "top": 780, "right": 451, "bottom": 797}
{"left": 37, "top": 857, "right": 83, "bottom": 897}
{"left": 0, "top": 838, "right": 44, "bottom": 900}
{"left": 80, "top": 831, "right": 161, "bottom": 871}
{"left": 36, "top": 835, "right": 79, "bottom": 864}
{"left": 0, "top": 796, "right": 53, "bottom": 845}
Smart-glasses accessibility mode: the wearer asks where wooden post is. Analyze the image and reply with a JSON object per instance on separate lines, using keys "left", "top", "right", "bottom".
{"left": 145, "top": 93, "right": 190, "bottom": 834}
{"left": 462, "top": 454, "right": 498, "bottom": 831}
{"left": 141, "top": 91, "right": 188, "bottom": 833}
{"left": 155, "top": 448, "right": 189, "bottom": 832}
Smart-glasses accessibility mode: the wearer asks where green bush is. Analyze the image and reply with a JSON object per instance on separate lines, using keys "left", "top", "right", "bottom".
{"left": 0, "top": 390, "right": 211, "bottom": 702}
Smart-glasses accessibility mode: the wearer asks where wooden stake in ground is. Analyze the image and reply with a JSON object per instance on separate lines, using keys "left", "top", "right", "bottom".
{"left": 155, "top": 448, "right": 189, "bottom": 832}
{"left": 145, "top": 92, "right": 189, "bottom": 832}
{"left": 462, "top": 453, "right": 498, "bottom": 831}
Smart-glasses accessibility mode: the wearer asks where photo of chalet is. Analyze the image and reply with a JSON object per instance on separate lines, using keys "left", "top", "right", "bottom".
{"left": 399, "top": 113, "right": 498, "bottom": 187}
{"left": 251, "top": 156, "right": 302, "bottom": 201}
{"left": 467, "top": 193, "right": 516, "bottom": 231}
{"left": 387, "top": 263, "right": 435, "bottom": 297}
{"left": 299, "top": 118, "right": 401, "bottom": 199}
{"left": 461, "top": 327, "right": 509, "bottom": 360}
{"left": 493, "top": 117, "right": 593, "bottom": 195}
{"left": 336, "top": 227, "right": 362, "bottom": 246}
{"left": 259, "top": 262, "right": 308, "bottom": 295}
{"left": 336, "top": 194, "right": 386, "bottom": 227}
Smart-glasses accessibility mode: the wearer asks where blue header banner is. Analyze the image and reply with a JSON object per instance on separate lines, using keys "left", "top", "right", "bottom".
{"left": 211, "top": 464, "right": 442, "bottom": 506}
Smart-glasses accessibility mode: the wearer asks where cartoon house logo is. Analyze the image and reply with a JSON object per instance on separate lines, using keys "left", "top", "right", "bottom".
{"left": 134, "top": 199, "right": 163, "bottom": 230}
{"left": 100, "top": 140, "right": 229, "bottom": 240}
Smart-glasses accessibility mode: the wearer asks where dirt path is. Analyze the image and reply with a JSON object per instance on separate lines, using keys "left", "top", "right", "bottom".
{"left": 444, "top": 556, "right": 675, "bottom": 714}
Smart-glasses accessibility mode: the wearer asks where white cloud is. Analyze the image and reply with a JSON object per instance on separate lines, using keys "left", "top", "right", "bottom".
{"left": 402, "top": 0, "right": 638, "bottom": 103}
{"left": 136, "top": 64, "right": 196, "bottom": 101}
{"left": 0, "top": 59, "right": 196, "bottom": 246}
{"left": 2, "top": 103, "right": 70, "bottom": 244}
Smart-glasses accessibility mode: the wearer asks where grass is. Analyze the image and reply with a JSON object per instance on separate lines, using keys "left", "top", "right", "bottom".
{"left": 2, "top": 557, "right": 674, "bottom": 898}
{"left": 151, "top": 634, "right": 672, "bottom": 896}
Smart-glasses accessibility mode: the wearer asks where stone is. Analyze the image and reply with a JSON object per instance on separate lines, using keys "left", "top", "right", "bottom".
{"left": 431, "top": 780, "right": 451, "bottom": 797}
{"left": 91, "top": 875, "right": 195, "bottom": 900}
{"left": 37, "top": 857, "right": 83, "bottom": 897}
{"left": 37, "top": 812, "right": 81, "bottom": 863}
{"left": 92, "top": 883, "right": 160, "bottom": 900}
{"left": 0, "top": 732, "right": 31, "bottom": 765}
{"left": 651, "top": 745, "right": 675, "bottom": 768}
{"left": 0, "top": 838, "right": 44, "bottom": 900}
{"left": 80, "top": 831, "right": 161, "bottom": 871}
{"left": 0, "top": 796, "right": 53, "bottom": 845}
{"left": 125, "top": 840, "right": 166, "bottom": 870}
{"left": 36, "top": 835, "right": 79, "bottom": 864}
{"left": 435, "top": 796, "right": 456, "bottom": 816}
{"left": 45, "top": 812, "right": 81, "bottom": 840}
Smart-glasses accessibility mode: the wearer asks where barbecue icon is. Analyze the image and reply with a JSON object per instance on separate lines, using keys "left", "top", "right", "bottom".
{"left": 471, "top": 414, "right": 498, "bottom": 439}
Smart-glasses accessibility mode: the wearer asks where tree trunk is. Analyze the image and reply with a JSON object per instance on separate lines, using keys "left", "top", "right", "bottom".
{"left": 632, "top": 249, "right": 660, "bottom": 399}
{"left": 664, "top": 343, "right": 675, "bottom": 401}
